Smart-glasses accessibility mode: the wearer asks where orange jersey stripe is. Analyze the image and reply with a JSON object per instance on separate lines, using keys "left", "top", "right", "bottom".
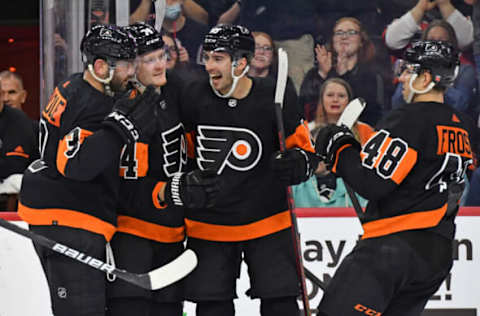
{"left": 355, "top": 122, "right": 375, "bottom": 145}
{"left": 361, "top": 204, "right": 447, "bottom": 239}
{"left": 18, "top": 202, "right": 116, "bottom": 241}
{"left": 57, "top": 128, "right": 93, "bottom": 176}
{"left": 152, "top": 181, "right": 167, "bottom": 209}
{"left": 331, "top": 143, "right": 353, "bottom": 174}
{"left": 286, "top": 123, "right": 314, "bottom": 153}
{"left": 5, "top": 152, "right": 29, "bottom": 159}
{"left": 185, "top": 211, "right": 292, "bottom": 241}
{"left": 117, "top": 215, "right": 185, "bottom": 243}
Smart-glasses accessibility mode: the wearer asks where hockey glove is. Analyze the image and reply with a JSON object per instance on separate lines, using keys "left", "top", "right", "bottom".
{"left": 103, "top": 85, "right": 161, "bottom": 143}
{"left": 164, "top": 169, "right": 221, "bottom": 209}
{"left": 271, "top": 148, "right": 316, "bottom": 186}
{"left": 314, "top": 172, "right": 337, "bottom": 203}
{"left": 315, "top": 124, "right": 360, "bottom": 169}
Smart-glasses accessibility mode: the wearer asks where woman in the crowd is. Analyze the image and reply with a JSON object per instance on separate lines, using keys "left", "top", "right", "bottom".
{"left": 248, "top": 31, "right": 277, "bottom": 78}
{"left": 299, "top": 17, "right": 385, "bottom": 125}
{"left": 294, "top": 78, "right": 372, "bottom": 207}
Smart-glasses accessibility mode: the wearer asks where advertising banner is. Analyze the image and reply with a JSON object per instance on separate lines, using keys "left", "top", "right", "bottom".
{"left": 0, "top": 209, "right": 478, "bottom": 316}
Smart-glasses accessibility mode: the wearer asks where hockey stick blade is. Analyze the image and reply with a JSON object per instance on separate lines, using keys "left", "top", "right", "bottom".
{"left": 336, "top": 97, "right": 366, "bottom": 129}
{"left": 274, "top": 48, "right": 289, "bottom": 107}
{"left": 0, "top": 218, "right": 197, "bottom": 290}
{"left": 335, "top": 97, "right": 366, "bottom": 215}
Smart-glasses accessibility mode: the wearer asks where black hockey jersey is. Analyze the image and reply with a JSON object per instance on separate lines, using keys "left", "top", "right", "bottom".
{"left": 0, "top": 105, "right": 37, "bottom": 180}
{"left": 18, "top": 73, "right": 125, "bottom": 241}
{"left": 116, "top": 73, "right": 187, "bottom": 243}
{"left": 180, "top": 76, "right": 315, "bottom": 242}
{"left": 334, "top": 101, "right": 475, "bottom": 240}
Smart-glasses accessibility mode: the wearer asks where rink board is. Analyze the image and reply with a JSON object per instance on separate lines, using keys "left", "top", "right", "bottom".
{"left": 0, "top": 208, "right": 479, "bottom": 316}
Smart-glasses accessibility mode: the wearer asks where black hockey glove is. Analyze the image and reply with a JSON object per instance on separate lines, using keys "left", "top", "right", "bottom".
{"left": 271, "top": 148, "right": 316, "bottom": 186}
{"left": 315, "top": 124, "right": 360, "bottom": 169}
{"left": 314, "top": 172, "right": 337, "bottom": 202}
{"left": 164, "top": 169, "right": 221, "bottom": 209}
{"left": 103, "top": 85, "right": 161, "bottom": 143}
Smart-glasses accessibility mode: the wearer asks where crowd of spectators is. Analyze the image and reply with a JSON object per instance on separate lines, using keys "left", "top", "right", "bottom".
{"left": 2, "top": 0, "right": 480, "bottom": 210}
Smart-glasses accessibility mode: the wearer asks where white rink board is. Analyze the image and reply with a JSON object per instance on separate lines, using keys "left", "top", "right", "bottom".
{"left": 0, "top": 217, "right": 478, "bottom": 316}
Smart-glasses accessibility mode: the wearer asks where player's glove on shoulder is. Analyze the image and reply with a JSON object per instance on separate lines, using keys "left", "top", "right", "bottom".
{"left": 271, "top": 148, "right": 318, "bottom": 186}
{"left": 164, "top": 169, "right": 221, "bottom": 209}
{"left": 103, "top": 85, "right": 161, "bottom": 143}
{"left": 315, "top": 124, "right": 360, "bottom": 170}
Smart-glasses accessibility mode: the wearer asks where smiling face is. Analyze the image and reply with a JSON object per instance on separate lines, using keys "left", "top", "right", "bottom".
{"left": 136, "top": 48, "right": 168, "bottom": 87}
{"left": 251, "top": 33, "right": 274, "bottom": 72}
{"left": 332, "top": 20, "right": 362, "bottom": 57}
{"left": 203, "top": 50, "right": 234, "bottom": 95}
{"left": 321, "top": 82, "right": 350, "bottom": 121}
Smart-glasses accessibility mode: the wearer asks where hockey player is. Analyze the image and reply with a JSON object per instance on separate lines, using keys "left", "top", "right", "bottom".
{"left": 177, "top": 24, "right": 319, "bottom": 316}
{"left": 106, "top": 22, "right": 219, "bottom": 316}
{"left": 315, "top": 40, "right": 476, "bottom": 316}
{"left": 18, "top": 24, "right": 161, "bottom": 316}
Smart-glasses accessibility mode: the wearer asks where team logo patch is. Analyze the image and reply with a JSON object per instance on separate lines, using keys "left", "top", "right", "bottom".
{"left": 196, "top": 125, "right": 262, "bottom": 173}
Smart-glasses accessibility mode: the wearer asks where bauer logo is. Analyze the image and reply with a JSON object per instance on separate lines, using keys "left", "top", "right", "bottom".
{"left": 52, "top": 243, "right": 115, "bottom": 274}
{"left": 196, "top": 125, "right": 262, "bottom": 174}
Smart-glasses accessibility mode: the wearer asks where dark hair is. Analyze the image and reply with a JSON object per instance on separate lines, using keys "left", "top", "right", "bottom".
{"left": 421, "top": 19, "right": 458, "bottom": 50}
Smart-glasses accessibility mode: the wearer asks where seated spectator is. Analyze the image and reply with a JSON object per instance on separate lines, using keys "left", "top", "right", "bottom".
{"left": 299, "top": 17, "right": 385, "bottom": 126}
{"left": 293, "top": 78, "right": 372, "bottom": 208}
{"left": 391, "top": 19, "right": 477, "bottom": 113}
{"left": 0, "top": 79, "right": 37, "bottom": 210}
{"left": 248, "top": 31, "right": 277, "bottom": 78}
{"left": 0, "top": 71, "right": 27, "bottom": 111}
{"left": 384, "top": 0, "right": 474, "bottom": 57}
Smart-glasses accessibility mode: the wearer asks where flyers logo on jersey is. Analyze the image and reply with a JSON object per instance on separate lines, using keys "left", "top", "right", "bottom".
{"left": 162, "top": 123, "right": 188, "bottom": 177}
{"left": 196, "top": 125, "right": 262, "bottom": 174}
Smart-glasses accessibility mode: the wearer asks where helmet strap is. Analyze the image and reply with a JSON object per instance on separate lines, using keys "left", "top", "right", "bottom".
{"left": 210, "top": 59, "right": 250, "bottom": 98}
{"left": 406, "top": 73, "right": 435, "bottom": 103}
{"left": 88, "top": 63, "right": 115, "bottom": 96}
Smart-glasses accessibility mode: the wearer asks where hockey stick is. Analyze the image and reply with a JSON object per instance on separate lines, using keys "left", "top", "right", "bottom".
{"left": 0, "top": 218, "right": 197, "bottom": 291}
{"left": 274, "top": 48, "right": 311, "bottom": 316}
{"left": 304, "top": 266, "right": 327, "bottom": 291}
{"left": 336, "top": 98, "right": 366, "bottom": 216}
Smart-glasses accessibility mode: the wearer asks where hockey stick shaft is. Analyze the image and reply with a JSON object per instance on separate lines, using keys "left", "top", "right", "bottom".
{"left": 274, "top": 104, "right": 311, "bottom": 316}
{"left": 0, "top": 218, "right": 196, "bottom": 290}
{"left": 304, "top": 266, "right": 327, "bottom": 291}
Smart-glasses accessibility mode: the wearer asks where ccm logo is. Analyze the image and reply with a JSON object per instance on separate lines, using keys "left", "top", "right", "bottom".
{"left": 53, "top": 243, "right": 115, "bottom": 274}
{"left": 108, "top": 112, "right": 139, "bottom": 141}
{"left": 354, "top": 304, "right": 382, "bottom": 316}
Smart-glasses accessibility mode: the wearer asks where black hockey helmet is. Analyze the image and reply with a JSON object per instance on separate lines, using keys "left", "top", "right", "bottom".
{"left": 203, "top": 24, "right": 255, "bottom": 62}
{"left": 81, "top": 24, "right": 137, "bottom": 65}
{"left": 124, "top": 22, "right": 164, "bottom": 56}
{"left": 403, "top": 40, "right": 459, "bottom": 88}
